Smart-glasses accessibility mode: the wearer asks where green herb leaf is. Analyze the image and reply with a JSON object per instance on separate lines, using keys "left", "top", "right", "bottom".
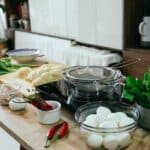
{"left": 122, "top": 71, "right": 150, "bottom": 108}
{"left": 121, "top": 90, "right": 135, "bottom": 103}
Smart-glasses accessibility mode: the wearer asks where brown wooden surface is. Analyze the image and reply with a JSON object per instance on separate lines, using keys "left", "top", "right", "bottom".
{"left": 0, "top": 62, "right": 150, "bottom": 150}
{"left": 124, "top": 0, "right": 144, "bottom": 48}
{"left": 122, "top": 49, "right": 150, "bottom": 78}
{"left": 0, "top": 104, "right": 91, "bottom": 150}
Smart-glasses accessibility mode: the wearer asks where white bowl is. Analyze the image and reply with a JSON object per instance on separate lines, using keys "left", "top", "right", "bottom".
{"left": 37, "top": 101, "right": 61, "bottom": 124}
{"left": 7, "top": 49, "right": 42, "bottom": 63}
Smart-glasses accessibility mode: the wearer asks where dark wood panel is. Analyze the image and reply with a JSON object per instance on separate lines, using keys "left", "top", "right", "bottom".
{"left": 124, "top": 0, "right": 144, "bottom": 48}
{"left": 122, "top": 49, "right": 150, "bottom": 78}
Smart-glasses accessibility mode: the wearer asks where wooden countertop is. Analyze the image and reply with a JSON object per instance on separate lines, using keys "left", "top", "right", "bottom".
{"left": 0, "top": 104, "right": 90, "bottom": 150}
{"left": 0, "top": 62, "right": 90, "bottom": 150}
{"left": 0, "top": 60, "right": 150, "bottom": 150}
{"left": 1, "top": 103, "right": 150, "bottom": 150}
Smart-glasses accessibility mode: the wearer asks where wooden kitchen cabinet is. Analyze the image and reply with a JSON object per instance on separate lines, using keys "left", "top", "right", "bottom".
{"left": 95, "top": 0, "right": 124, "bottom": 49}
{"left": 122, "top": 49, "right": 150, "bottom": 78}
{"left": 67, "top": 0, "right": 97, "bottom": 45}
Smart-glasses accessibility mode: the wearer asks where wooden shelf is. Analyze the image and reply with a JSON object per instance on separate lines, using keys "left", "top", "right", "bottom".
{"left": 122, "top": 48, "right": 150, "bottom": 78}
{"left": 5, "top": 0, "right": 30, "bottom": 30}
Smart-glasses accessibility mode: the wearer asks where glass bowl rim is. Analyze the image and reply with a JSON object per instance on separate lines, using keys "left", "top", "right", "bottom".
{"left": 75, "top": 101, "right": 140, "bottom": 133}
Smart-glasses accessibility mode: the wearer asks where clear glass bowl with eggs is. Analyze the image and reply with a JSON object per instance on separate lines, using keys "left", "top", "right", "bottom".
{"left": 75, "top": 101, "right": 139, "bottom": 149}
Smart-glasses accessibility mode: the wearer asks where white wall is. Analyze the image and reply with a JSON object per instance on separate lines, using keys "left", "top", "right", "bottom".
{"left": 15, "top": 31, "right": 121, "bottom": 66}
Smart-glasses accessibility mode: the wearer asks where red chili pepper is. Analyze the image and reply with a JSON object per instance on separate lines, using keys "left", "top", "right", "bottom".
{"left": 40, "top": 102, "right": 53, "bottom": 111}
{"left": 44, "top": 121, "right": 69, "bottom": 148}
{"left": 31, "top": 101, "right": 40, "bottom": 108}
{"left": 44, "top": 122, "right": 64, "bottom": 148}
{"left": 31, "top": 101, "right": 53, "bottom": 111}
{"left": 51, "top": 121, "right": 69, "bottom": 143}
{"left": 48, "top": 123, "right": 64, "bottom": 139}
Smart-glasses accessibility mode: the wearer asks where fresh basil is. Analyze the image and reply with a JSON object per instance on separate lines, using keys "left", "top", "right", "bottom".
{"left": 122, "top": 71, "right": 150, "bottom": 109}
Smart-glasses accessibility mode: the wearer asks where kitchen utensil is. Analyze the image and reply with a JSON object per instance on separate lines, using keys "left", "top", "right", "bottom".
{"left": 37, "top": 101, "right": 61, "bottom": 124}
{"left": 63, "top": 66, "right": 123, "bottom": 111}
{"left": 6, "top": 49, "right": 44, "bottom": 63}
{"left": 139, "top": 16, "right": 150, "bottom": 47}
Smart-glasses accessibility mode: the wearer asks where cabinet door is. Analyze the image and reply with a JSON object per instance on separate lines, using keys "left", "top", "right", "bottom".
{"left": 95, "top": 0, "right": 124, "bottom": 49}
{"left": 29, "top": 0, "right": 67, "bottom": 37}
{"left": 66, "top": 0, "right": 97, "bottom": 44}
{"left": 50, "top": 0, "right": 67, "bottom": 37}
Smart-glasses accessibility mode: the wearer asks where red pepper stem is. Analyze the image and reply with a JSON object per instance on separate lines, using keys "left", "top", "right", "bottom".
{"left": 44, "top": 137, "right": 51, "bottom": 148}
{"left": 51, "top": 134, "right": 60, "bottom": 143}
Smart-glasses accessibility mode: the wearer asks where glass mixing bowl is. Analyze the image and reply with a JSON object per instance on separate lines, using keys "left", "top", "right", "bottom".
{"left": 75, "top": 101, "right": 139, "bottom": 134}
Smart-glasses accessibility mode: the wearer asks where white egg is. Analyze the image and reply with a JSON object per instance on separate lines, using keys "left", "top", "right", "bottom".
{"left": 83, "top": 120, "right": 97, "bottom": 127}
{"left": 79, "top": 127, "right": 92, "bottom": 135}
{"left": 107, "top": 112, "right": 127, "bottom": 124}
{"left": 96, "top": 106, "right": 112, "bottom": 124}
{"left": 99, "top": 121, "right": 118, "bottom": 128}
{"left": 95, "top": 114, "right": 106, "bottom": 125}
{"left": 116, "top": 132, "right": 131, "bottom": 148}
{"left": 96, "top": 106, "right": 112, "bottom": 116}
{"left": 119, "top": 117, "right": 135, "bottom": 127}
{"left": 87, "top": 133, "right": 103, "bottom": 148}
{"left": 103, "top": 134, "right": 119, "bottom": 150}
{"left": 85, "top": 114, "right": 97, "bottom": 122}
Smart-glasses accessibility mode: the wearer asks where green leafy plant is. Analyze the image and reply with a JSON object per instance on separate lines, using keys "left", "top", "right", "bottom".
{"left": 122, "top": 71, "right": 150, "bottom": 109}
{"left": 0, "top": 57, "right": 37, "bottom": 75}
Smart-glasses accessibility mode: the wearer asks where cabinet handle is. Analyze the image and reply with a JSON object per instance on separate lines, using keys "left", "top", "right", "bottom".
{"left": 139, "top": 21, "right": 145, "bottom": 35}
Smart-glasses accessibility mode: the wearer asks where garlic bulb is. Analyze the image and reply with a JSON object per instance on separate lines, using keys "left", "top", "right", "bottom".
{"left": 87, "top": 133, "right": 103, "bottom": 148}
{"left": 9, "top": 98, "right": 26, "bottom": 111}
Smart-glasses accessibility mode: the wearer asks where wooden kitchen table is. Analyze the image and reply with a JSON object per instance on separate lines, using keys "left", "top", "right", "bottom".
{"left": 1, "top": 104, "right": 150, "bottom": 150}
{"left": 0, "top": 104, "right": 90, "bottom": 150}
{"left": 0, "top": 60, "right": 150, "bottom": 150}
